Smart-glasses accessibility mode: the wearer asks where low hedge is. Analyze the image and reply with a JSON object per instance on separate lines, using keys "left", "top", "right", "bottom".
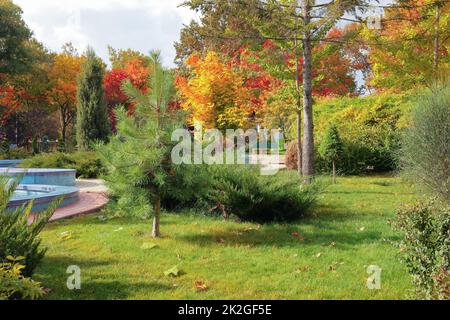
{"left": 20, "top": 152, "right": 106, "bottom": 179}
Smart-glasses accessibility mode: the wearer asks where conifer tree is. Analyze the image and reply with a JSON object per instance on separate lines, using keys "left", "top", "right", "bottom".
{"left": 319, "top": 125, "right": 344, "bottom": 184}
{"left": 76, "top": 47, "right": 110, "bottom": 151}
{"left": 97, "top": 51, "right": 208, "bottom": 238}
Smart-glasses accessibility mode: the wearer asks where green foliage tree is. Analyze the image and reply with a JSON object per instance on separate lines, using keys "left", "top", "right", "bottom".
{"left": 0, "top": 0, "right": 33, "bottom": 80}
{"left": 97, "top": 52, "right": 207, "bottom": 238}
{"left": 319, "top": 125, "right": 344, "bottom": 184}
{"left": 400, "top": 82, "right": 450, "bottom": 203}
{"left": 76, "top": 48, "right": 110, "bottom": 151}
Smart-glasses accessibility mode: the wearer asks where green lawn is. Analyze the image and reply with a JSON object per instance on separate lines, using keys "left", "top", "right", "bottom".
{"left": 35, "top": 175, "right": 418, "bottom": 300}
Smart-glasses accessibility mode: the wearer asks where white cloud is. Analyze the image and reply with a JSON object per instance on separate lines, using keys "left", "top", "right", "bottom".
{"left": 14, "top": 0, "right": 197, "bottom": 67}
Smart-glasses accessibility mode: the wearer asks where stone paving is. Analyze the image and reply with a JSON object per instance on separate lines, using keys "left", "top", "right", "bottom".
{"left": 28, "top": 179, "right": 109, "bottom": 224}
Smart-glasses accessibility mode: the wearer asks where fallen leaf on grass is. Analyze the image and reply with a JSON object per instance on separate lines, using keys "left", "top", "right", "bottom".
{"left": 164, "top": 266, "right": 182, "bottom": 277}
{"left": 58, "top": 231, "right": 72, "bottom": 241}
{"left": 292, "top": 232, "right": 307, "bottom": 241}
{"left": 194, "top": 280, "right": 208, "bottom": 292}
{"left": 359, "top": 227, "right": 365, "bottom": 232}
{"left": 315, "top": 252, "right": 323, "bottom": 258}
{"left": 114, "top": 227, "right": 124, "bottom": 232}
{"left": 141, "top": 242, "right": 158, "bottom": 250}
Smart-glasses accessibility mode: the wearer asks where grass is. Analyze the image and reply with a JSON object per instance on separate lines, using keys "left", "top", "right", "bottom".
{"left": 35, "top": 175, "right": 417, "bottom": 300}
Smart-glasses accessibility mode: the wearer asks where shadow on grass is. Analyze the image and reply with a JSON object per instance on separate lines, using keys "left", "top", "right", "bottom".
{"left": 36, "top": 255, "right": 173, "bottom": 300}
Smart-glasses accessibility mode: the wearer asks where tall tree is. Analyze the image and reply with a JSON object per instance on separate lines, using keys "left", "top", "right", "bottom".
{"left": 76, "top": 48, "right": 110, "bottom": 151}
{"left": 250, "top": 0, "right": 368, "bottom": 182}
{"left": 364, "top": 0, "right": 449, "bottom": 91}
{"left": 176, "top": 0, "right": 268, "bottom": 66}
{"left": 0, "top": 0, "right": 33, "bottom": 81}
{"left": 47, "top": 46, "right": 84, "bottom": 148}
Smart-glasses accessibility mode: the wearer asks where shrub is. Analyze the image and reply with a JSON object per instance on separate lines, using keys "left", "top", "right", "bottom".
{"left": 20, "top": 151, "right": 106, "bottom": 179}
{"left": 400, "top": 83, "right": 450, "bottom": 203}
{"left": 208, "top": 165, "right": 322, "bottom": 223}
{"left": 0, "top": 257, "right": 44, "bottom": 300}
{"left": 0, "top": 177, "right": 58, "bottom": 277}
{"left": 319, "top": 125, "right": 344, "bottom": 183}
{"left": 309, "top": 93, "right": 411, "bottom": 174}
{"left": 285, "top": 140, "right": 299, "bottom": 171}
{"left": 0, "top": 147, "right": 31, "bottom": 160}
{"left": 393, "top": 200, "right": 450, "bottom": 300}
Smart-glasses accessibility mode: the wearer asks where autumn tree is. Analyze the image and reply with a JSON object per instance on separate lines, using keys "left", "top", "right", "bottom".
{"left": 176, "top": 0, "right": 268, "bottom": 66}
{"left": 253, "top": 0, "right": 370, "bottom": 182}
{"left": 177, "top": 52, "right": 273, "bottom": 131}
{"left": 76, "top": 48, "right": 110, "bottom": 151}
{"left": 46, "top": 46, "right": 84, "bottom": 148}
{"left": 104, "top": 58, "right": 149, "bottom": 112}
{"left": 364, "top": 0, "right": 449, "bottom": 91}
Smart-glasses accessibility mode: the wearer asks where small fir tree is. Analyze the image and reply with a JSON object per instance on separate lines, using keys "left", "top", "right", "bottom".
{"left": 97, "top": 51, "right": 208, "bottom": 238}
{"left": 319, "top": 125, "right": 344, "bottom": 184}
{"left": 76, "top": 48, "right": 110, "bottom": 151}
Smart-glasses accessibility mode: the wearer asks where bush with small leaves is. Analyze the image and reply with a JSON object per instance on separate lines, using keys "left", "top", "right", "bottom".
{"left": 393, "top": 199, "right": 450, "bottom": 300}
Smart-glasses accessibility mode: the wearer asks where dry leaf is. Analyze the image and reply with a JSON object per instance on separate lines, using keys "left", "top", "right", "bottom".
{"left": 194, "top": 280, "right": 208, "bottom": 292}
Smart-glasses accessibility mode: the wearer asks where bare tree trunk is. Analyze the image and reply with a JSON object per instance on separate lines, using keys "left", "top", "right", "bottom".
{"left": 152, "top": 196, "right": 161, "bottom": 238}
{"left": 301, "top": 0, "right": 314, "bottom": 183}
{"left": 332, "top": 160, "right": 336, "bottom": 184}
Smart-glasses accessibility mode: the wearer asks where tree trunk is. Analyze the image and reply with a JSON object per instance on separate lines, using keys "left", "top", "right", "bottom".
{"left": 434, "top": 4, "right": 440, "bottom": 73}
{"left": 152, "top": 196, "right": 161, "bottom": 238}
{"left": 294, "top": 10, "right": 302, "bottom": 176}
{"left": 59, "top": 106, "right": 67, "bottom": 151}
{"left": 301, "top": 0, "right": 314, "bottom": 183}
{"left": 332, "top": 160, "right": 336, "bottom": 184}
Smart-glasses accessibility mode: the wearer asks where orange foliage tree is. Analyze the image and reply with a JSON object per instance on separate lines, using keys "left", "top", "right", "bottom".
{"left": 176, "top": 51, "right": 278, "bottom": 131}
{"left": 363, "top": 0, "right": 449, "bottom": 91}
{"left": 46, "top": 52, "right": 84, "bottom": 145}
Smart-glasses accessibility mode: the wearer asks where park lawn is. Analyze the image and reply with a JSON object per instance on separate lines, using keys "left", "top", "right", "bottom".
{"left": 35, "top": 175, "right": 418, "bottom": 300}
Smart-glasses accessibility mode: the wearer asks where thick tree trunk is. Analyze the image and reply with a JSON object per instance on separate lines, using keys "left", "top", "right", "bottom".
{"left": 301, "top": 0, "right": 314, "bottom": 183}
{"left": 332, "top": 160, "right": 336, "bottom": 184}
{"left": 152, "top": 196, "right": 161, "bottom": 238}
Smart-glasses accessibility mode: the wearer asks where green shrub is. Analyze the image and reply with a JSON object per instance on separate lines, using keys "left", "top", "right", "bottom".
{"left": 0, "top": 257, "right": 44, "bottom": 300}
{"left": 208, "top": 165, "right": 322, "bottom": 223}
{"left": 309, "top": 93, "right": 411, "bottom": 174}
{"left": 21, "top": 151, "right": 106, "bottom": 179}
{"left": 400, "top": 83, "right": 450, "bottom": 203}
{"left": 0, "top": 177, "right": 59, "bottom": 277}
{"left": 0, "top": 147, "right": 32, "bottom": 160}
{"left": 393, "top": 200, "right": 450, "bottom": 300}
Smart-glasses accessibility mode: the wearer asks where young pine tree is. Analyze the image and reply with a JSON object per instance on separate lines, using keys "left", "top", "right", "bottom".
{"left": 97, "top": 51, "right": 208, "bottom": 238}
{"left": 76, "top": 48, "right": 110, "bottom": 151}
{"left": 319, "top": 125, "right": 344, "bottom": 184}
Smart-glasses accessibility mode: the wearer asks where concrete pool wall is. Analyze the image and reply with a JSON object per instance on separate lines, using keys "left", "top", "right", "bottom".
{"left": 0, "top": 160, "right": 23, "bottom": 168}
{"left": 9, "top": 184, "right": 79, "bottom": 213}
{"left": 1, "top": 166, "right": 79, "bottom": 213}
{"left": 0, "top": 168, "right": 76, "bottom": 187}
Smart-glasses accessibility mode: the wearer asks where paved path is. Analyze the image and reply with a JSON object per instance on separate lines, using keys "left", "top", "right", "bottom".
{"left": 29, "top": 179, "right": 109, "bottom": 224}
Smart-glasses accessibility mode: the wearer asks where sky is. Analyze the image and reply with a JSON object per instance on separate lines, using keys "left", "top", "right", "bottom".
{"left": 15, "top": 0, "right": 199, "bottom": 67}
{"left": 14, "top": 0, "right": 394, "bottom": 69}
